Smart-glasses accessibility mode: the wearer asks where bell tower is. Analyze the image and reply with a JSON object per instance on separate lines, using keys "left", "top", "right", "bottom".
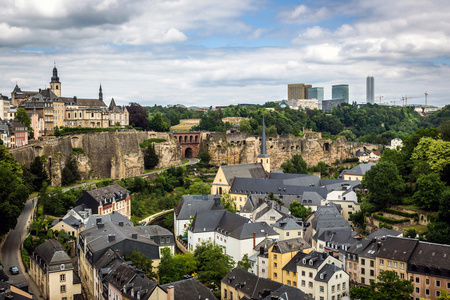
{"left": 257, "top": 115, "right": 271, "bottom": 173}
{"left": 99, "top": 84, "right": 103, "bottom": 102}
{"left": 50, "top": 64, "right": 61, "bottom": 97}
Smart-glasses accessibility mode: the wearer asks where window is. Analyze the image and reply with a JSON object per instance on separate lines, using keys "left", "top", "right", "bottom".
{"left": 349, "top": 263, "right": 352, "bottom": 269}
{"left": 448, "top": 282, "right": 450, "bottom": 289}
{"left": 337, "top": 284, "right": 341, "bottom": 291}
{"left": 361, "top": 268, "right": 365, "bottom": 275}
{"left": 426, "top": 278, "right": 430, "bottom": 285}
{"left": 286, "top": 232, "right": 290, "bottom": 236}
{"left": 437, "top": 291, "right": 441, "bottom": 297}
{"left": 301, "top": 280, "right": 305, "bottom": 287}
{"left": 287, "top": 280, "right": 291, "bottom": 286}
{"left": 320, "top": 297, "right": 324, "bottom": 300}
{"left": 425, "top": 289, "right": 430, "bottom": 295}
{"left": 388, "top": 261, "right": 392, "bottom": 267}
{"left": 274, "top": 272, "right": 277, "bottom": 278}
{"left": 274, "top": 254, "right": 277, "bottom": 260}
{"left": 320, "top": 286, "right": 324, "bottom": 293}
{"left": 309, "top": 282, "right": 313, "bottom": 288}
{"left": 298, "top": 231, "right": 302, "bottom": 236}
{"left": 262, "top": 269, "right": 265, "bottom": 273}
{"left": 309, "top": 272, "right": 313, "bottom": 278}
{"left": 274, "top": 263, "right": 277, "bottom": 268}
{"left": 224, "top": 289, "right": 227, "bottom": 299}
{"left": 416, "top": 287, "right": 419, "bottom": 293}
{"left": 394, "top": 262, "right": 397, "bottom": 267}
{"left": 370, "top": 270, "right": 374, "bottom": 276}
{"left": 302, "top": 271, "right": 305, "bottom": 276}
{"left": 361, "top": 259, "right": 365, "bottom": 265}
{"left": 370, "top": 260, "right": 374, "bottom": 267}
{"left": 293, "top": 281, "right": 297, "bottom": 287}
{"left": 60, "top": 285, "right": 66, "bottom": 293}
{"left": 400, "top": 263, "right": 404, "bottom": 269}
{"left": 230, "top": 291, "right": 233, "bottom": 300}
{"left": 436, "top": 280, "right": 441, "bottom": 287}
{"left": 286, "top": 271, "right": 290, "bottom": 275}
{"left": 361, "top": 278, "right": 365, "bottom": 284}
{"left": 380, "top": 259, "right": 384, "bottom": 265}
{"left": 332, "top": 285, "right": 335, "bottom": 293}
{"left": 343, "top": 282, "right": 346, "bottom": 290}
{"left": 60, "top": 274, "right": 65, "bottom": 282}
{"left": 400, "top": 273, "right": 404, "bottom": 279}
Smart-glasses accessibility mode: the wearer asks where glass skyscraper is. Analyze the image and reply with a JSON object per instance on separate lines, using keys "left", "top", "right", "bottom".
{"left": 332, "top": 84, "right": 349, "bottom": 103}
{"left": 366, "top": 76, "right": 374, "bottom": 104}
{"left": 308, "top": 87, "right": 324, "bottom": 102}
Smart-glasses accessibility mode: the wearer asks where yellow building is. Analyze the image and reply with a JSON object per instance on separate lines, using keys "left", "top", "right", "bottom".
{"left": 340, "top": 163, "right": 375, "bottom": 181}
{"left": 268, "top": 238, "right": 311, "bottom": 285}
{"left": 29, "top": 239, "right": 81, "bottom": 300}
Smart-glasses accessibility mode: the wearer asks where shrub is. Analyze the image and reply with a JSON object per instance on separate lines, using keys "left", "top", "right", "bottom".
{"left": 379, "top": 222, "right": 393, "bottom": 230}
{"left": 71, "top": 147, "right": 85, "bottom": 155}
{"left": 139, "top": 138, "right": 166, "bottom": 148}
{"left": 384, "top": 208, "right": 418, "bottom": 218}
{"left": 373, "top": 213, "right": 410, "bottom": 224}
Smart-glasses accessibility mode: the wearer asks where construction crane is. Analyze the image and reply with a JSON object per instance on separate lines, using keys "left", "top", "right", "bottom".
{"left": 402, "top": 96, "right": 419, "bottom": 107}
{"left": 378, "top": 95, "right": 384, "bottom": 104}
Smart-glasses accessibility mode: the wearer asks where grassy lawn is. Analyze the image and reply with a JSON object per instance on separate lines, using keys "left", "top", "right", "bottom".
{"left": 171, "top": 123, "right": 195, "bottom": 132}
{"left": 404, "top": 224, "right": 428, "bottom": 235}
{"left": 182, "top": 158, "right": 189, "bottom": 164}
{"left": 397, "top": 204, "right": 421, "bottom": 211}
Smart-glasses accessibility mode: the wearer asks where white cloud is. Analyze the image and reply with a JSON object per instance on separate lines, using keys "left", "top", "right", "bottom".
{"left": 279, "top": 5, "right": 330, "bottom": 24}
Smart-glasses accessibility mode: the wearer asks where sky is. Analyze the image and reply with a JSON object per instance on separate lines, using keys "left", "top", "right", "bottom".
{"left": 0, "top": 0, "right": 449, "bottom": 108}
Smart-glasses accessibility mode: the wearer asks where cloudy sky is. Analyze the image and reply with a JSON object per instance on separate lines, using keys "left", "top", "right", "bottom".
{"left": 1, "top": 0, "right": 449, "bottom": 107}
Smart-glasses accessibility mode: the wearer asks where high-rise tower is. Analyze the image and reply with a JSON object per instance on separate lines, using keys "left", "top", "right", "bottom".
{"left": 50, "top": 64, "right": 61, "bottom": 97}
{"left": 332, "top": 84, "right": 349, "bottom": 103}
{"left": 288, "top": 83, "right": 312, "bottom": 100}
{"left": 257, "top": 116, "right": 271, "bottom": 173}
{"left": 366, "top": 76, "right": 374, "bottom": 104}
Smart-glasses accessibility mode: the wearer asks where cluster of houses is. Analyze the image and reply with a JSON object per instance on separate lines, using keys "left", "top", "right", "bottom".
{"left": 19, "top": 119, "right": 448, "bottom": 300}
{"left": 0, "top": 66, "right": 129, "bottom": 146}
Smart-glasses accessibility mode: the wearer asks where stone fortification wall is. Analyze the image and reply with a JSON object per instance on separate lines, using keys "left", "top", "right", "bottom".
{"left": 204, "top": 131, "right": 375, "bottom": 170}
{"left": 10, "top": 131, "right": 181, "bottom": 185}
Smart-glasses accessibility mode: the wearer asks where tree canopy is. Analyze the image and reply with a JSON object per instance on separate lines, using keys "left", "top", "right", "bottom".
{"left": 281, "top": 154, "right": 308, "bottom": 174}
{"left": 290, "top": 201, "right": 312, "bottom": 220}
{"left": 350, "top": 270, "right": 414, "bottom": 300}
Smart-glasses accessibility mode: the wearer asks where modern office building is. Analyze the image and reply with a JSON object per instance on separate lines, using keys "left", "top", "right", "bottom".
{"left": 332, "top": 84, "right": 349, "bottom": 103}
{"left": 366, "top": 76, "right": 374, "bottom": 104}
{"left": 288, "top": 83, "right": 312, "bottom": 100}
{"left": 308, "top": 87, "right": 324, "bottom": 102}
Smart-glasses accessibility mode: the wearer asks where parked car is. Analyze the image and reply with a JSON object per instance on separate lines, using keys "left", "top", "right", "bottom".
{"left": 10, "top": 266, "right": 19, "bottom": 275}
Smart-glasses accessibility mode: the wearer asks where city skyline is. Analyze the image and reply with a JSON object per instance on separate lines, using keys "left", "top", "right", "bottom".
{"left": 0, "top": 0, "right": 448, "bottom": 107}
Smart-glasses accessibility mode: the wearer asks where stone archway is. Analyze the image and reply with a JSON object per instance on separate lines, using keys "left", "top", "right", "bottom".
{"left": 185, "top": 148, "right": 194, "bottom": 158}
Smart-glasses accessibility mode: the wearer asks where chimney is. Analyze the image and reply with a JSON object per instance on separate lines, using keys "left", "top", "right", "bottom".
{"left": 253, "top": 232, "right": 256, "bottom": 248}
{"left": 167, "top": 285, "right": 174, "bottom": 300}
{"left": 260, "top": 246, "right": 264, "bottom": 255}
{"left": 108, "top": 234, "right": 116, "bottom": 242}
{"left": 132, "top": 233, "right": 138, "bottom": 239}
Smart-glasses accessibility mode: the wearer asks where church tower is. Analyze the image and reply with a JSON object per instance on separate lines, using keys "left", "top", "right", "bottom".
{"left": 50, "top": 64, "right": 61, "bottom": 97}
{"left": 257, "top": 115, "right": 271, "bottom": 173}
{"left": 99, "top": 84, "right": 103, "bottom": 102}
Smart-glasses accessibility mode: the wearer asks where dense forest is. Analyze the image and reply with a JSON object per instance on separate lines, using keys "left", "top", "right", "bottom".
{"left": 142, "top": 102, "right": 450, "bottom": 145}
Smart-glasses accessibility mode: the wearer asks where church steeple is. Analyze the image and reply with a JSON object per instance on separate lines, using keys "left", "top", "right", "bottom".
{"left": 50, "top": 64, "right": 61, "bottom": 97}
{"left": 99, "top": 84, "right": 103, "bottom": 101}
{"left": 257, "top": 115, "right": 270, "bottom": 173}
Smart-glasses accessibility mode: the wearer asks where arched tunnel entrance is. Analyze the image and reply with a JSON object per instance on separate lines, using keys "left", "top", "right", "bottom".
{"left": 185, "top": 148, "right": 193, "bottom": 158}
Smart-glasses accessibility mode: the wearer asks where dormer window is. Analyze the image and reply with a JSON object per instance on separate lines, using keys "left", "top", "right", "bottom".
{"left": 303, "top": 258, "right": 306, "bottom": 264}
{"left": 309, "top": 260, "right": 313, "bottom": 266}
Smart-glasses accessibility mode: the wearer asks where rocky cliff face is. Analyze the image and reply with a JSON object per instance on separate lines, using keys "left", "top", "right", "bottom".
{"left": 204, "top": 131, "right": 375, "bottom": 170}
{"left": 10, "top": 131, "right": 181, "bottom": 185}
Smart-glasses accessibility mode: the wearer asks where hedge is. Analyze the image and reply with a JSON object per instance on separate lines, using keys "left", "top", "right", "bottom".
{"left": 372, "top": 213, "right": 410, "bottom": 224}
{"left": 139, "top": 138, "right": 167, "bottom": 148}
{"left": 384, "top": 208, "right": 418, "bottom": 218}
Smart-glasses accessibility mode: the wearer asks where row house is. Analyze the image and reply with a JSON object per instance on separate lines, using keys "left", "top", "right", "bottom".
{"left": 346, "top": 235, "right": 450, "bottom": 300}
{"left": 0, "top": 120, "right": 28, "bottom": 147}
{"left": 29, "top": 239, "right": 82, "bottom": 300}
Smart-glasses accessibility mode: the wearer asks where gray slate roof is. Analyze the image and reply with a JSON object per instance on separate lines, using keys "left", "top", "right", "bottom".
{"left": 84, "top": 211, "right": 133, "bottom": 230}
{"left": 83, "top": 184, "right": 130, "bottom": 204}
{"left": 222, "top": 267, "right": 310, "bottom": 300}
{"left": 314, "top": 264, "right": 343, "bottom": 283}
{"left": 339, "top": 163, "right": 376, "bottom": 178}
{"left": 175, "top": 194, "right": 222, "bottom": 220}
{"left": 160, "top": 278, "right": 217, "bottom": 300}
{"left": 271, "top": 237, "right": 311, "bottom": 254}
{"left": 366, "top": 228, "right": 402, "bottom": 239}
{"left": 220, "top": 163, "right": 267, "bottom": 184}
{"left": 273, "top": 217, "right": 303, "bottom": 230}
{"left": 409, "top": 241, "right": 450, "bottom": 274}
{"left": 376, "top": 236, "right": 418, "bottom": 261}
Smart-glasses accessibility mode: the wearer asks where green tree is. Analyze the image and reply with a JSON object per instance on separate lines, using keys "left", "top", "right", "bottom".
{"left": 187, "top": 179, "right": 211, "bottom": 195}
{"left": 237, "top": 253, "right": 252, "bottom": 271}
{"left": 220, "top": 191, "right": 237, "bottom": 213}
{"left": 29, "top": 156, "right": 49, "bottom": 191}
{"left": 149, "top": 113, "right": 170, "bottom": 132}
{"left": 349, "top": 210, "right": 365, "bottom": 228}
{"left": 15, "top": 108, "right": 34, "bottom": 139}
{"left": 412, "top": 137, "right": 450, "bottom": 176}
{"left": 405, "top": 228, "right": 417, "bottom": 238}
{"left": 338, "top": 129, "right": 357, "bottom": 141}
{"left": 350, "top": 270, "right": 413, "bottom": 300}
{"left": 289, "top": 201, "right": 312, "bottom": 220}
{"left": 412, "top": 173, "right": 445, "bottom": 210}
{"left": 158, "top": 248, "right": 198, "bottom": 284}
{"left": 361, "top": 161, "right": 406, "bottom": 211}
{"left": 426, "top": 222, "right": 450, "bottom": 245}
{"left": 194, "top": 241, "right": 235, "bottom": 288}
{"left": 61, "top": 156, "right": 81, "bottom": 186}
{"left": 281, "top": 154, "right": 308, "bottom": 174}
{"left": 144, "top": 144, "right": 159, "bottom": 170}
{"left": 198, "top": 150, "right": 211, "bottom": 164}
{"left": 126, "top": 250, "right": 157, "bottom": 280}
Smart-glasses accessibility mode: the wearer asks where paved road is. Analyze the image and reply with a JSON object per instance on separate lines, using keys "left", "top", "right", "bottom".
{"left": 0, "top": 157, "right": 198, "bottom": 297}
{"left": 1, "top": 197, "right": 40, "bottom": 296}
